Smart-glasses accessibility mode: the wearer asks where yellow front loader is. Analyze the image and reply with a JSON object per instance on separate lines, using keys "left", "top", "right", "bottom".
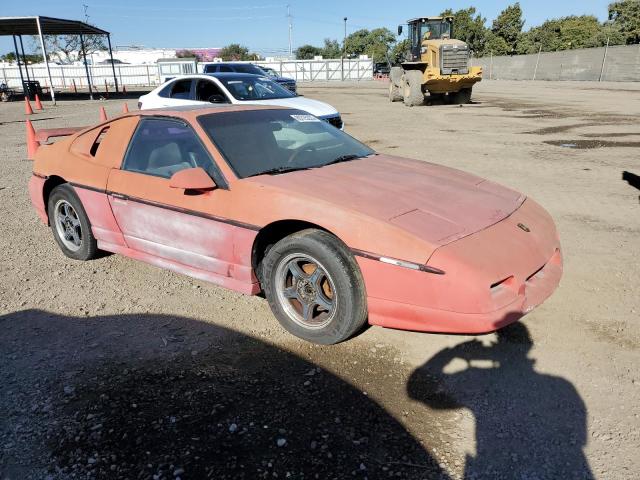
{"left": 389, "top": 16, "right": 482, "bottom": 106}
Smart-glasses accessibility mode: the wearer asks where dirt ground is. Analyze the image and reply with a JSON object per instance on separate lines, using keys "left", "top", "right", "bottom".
{"left": 0, "top": 80, "right": 638, "bottom": 480}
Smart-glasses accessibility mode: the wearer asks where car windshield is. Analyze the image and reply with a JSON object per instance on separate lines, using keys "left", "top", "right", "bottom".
{"left": 198, "top": 109, "right": 375, "bottom": 179}
{"left": 216, "top": 76, "right": 295, "bottom": 101}
{"left": 420, "top": 20, "right": 451, "bottom": 40}
{"left": 260, "top": 67, "right": 278, "bottom": 77}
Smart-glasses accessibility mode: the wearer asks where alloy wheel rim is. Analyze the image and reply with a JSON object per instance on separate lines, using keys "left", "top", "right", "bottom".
{"left": 275, "top": 253, "right": 337, "bottom": 329}
{"left": 54, "top": 200, "right": 82, "bottom": 252}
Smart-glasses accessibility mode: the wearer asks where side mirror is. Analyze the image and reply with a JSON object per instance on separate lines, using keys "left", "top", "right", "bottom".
{"left": 397, "top": 25, "right": 403, "bottom": 36}
{"left": 169, "top": 167, "right": 216, "bottom": 191}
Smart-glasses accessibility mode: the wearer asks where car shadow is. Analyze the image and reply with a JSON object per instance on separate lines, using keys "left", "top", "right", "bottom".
{"left": 407, "top": 321, "right": 594, "bottom": 480}
{"left": 0, "top": 309, "right": 450, "bottom": 480}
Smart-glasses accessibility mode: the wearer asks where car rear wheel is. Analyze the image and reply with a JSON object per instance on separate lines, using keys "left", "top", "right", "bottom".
{"left": 48, "top": 184, "right": 98, "bottom": 261}
{"left": 262, "top": 229, "right": 367, "bottom": 344}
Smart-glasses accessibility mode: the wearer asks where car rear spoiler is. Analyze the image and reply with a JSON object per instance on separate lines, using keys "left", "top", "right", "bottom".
{"left": 26, "top": 121, "right": 85, "bottom": 160}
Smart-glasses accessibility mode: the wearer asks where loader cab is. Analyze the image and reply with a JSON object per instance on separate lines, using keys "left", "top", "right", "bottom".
{"left": 398, "top": 17, "right": 453, "bottom": 62}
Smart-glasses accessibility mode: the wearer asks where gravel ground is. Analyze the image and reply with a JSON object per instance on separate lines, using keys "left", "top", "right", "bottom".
{"left": 0, "top": 80, "right": 638, "bottom": 479}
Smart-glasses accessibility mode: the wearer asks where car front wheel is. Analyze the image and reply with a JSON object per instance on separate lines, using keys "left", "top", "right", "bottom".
{"left": 48, "top": 184, "right": 98, "bottom": 261}
{"left": 262, "top": 229, "right": 367, "bottom": 344}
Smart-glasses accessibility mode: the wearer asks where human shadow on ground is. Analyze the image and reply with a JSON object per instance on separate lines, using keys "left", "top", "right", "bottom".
{"left": 407, "top": 321, "right": 594, "bottom": 480}
{"left": 622, "top": 170, "right": 640, "bottom": 201}
{"left": 0, "top": 309, "right": 450, "bottom": 480}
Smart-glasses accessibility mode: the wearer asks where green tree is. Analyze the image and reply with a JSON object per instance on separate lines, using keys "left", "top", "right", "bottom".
{"left": 484, "top": 31, "right": 511, "bottom": 55}
{"left": 219, "top": 44, "right": 251, "bottom": 61}
{"left": 295, "top": 44, "right": 322, "bottom": 60}
{"left": 517, "top": 15, "right": 625, "bottom": 54}
{"left": 0, "top": 52, "right": 44, "bottom": 63}
{"left": 390, "top": 38, "right": 410, "bottom": 64}
{"left": 31, "top": 34, "right": 105, "bottom": 64}
{"left": 441, "top": 7, "right": 489, "bottom": 55}
{"left": 344, "top": 28, "right": 395, "bottom": 60}
{"left": 608, "top": 0, "right": 640, "bottom": 44}
{"left": 321, "top": 39, "right": 342, "bottom": 58}
{"left": 491, "top": 2, "right": 525, "bottom": 53}
{"left": 344, "top": 29, "right": 370, "bottom": 57}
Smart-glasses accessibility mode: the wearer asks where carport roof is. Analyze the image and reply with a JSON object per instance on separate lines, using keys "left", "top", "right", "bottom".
{"left": 0, "top": 16, "right": 109, "bottom": 36}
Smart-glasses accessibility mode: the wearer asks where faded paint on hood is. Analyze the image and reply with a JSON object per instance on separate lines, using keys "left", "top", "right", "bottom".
{"left": 251, "top": 155, "right": 525, "bottom": 246}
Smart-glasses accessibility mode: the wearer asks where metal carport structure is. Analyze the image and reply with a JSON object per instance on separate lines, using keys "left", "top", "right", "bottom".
{"left": 0, "top": 16, "right": 118, "bottom": 104}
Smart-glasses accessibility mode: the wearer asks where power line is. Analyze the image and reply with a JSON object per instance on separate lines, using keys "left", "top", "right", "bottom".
{"left": 95, "top": 13, "right": 282, "bottom": 21}
{"left": 86, "top": 3, "right": 286, "bottom": 12}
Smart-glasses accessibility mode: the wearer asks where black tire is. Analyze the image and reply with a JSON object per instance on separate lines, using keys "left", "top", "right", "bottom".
{"left": 47, "top": 183, "right": 98, "bottom": 261}
{"left": 389, "top": 82, "right": 403, "bottom": 102}
{"left": 449, "top": 88, "right": 472, "bottom": 105}
{"left": 402, "top": 70, "right": 424, "bottom": 107}
{"left": 262, "top": 229, "right": 367, "bottom": 345}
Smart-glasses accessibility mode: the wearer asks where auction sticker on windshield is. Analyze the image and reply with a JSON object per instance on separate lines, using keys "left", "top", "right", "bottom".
{"left": 291, "top": 114, "right": 320, "bottom": 122}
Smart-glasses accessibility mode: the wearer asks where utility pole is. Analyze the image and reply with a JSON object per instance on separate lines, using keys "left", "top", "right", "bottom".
{"left": 599, "top": 36, "right": 610, "bottom": 82}
{"left": 343, "top": 17, "right": 348, "bottom": 54}
{"left": 287, "top": 5, "right": 292, "bottom": 58}
{"left": 342, "top": 17, "right": 347, "bottom": 80}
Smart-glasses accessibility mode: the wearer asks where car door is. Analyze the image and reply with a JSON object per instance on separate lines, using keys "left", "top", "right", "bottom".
{"left": 106, "top": 116, "right": 241, "bottom": 279}
{"left": 194, "top": 79, "right": 231, "bottom": 104}
{"left": 156, "top": 78, "right": 201, "bottom": 107}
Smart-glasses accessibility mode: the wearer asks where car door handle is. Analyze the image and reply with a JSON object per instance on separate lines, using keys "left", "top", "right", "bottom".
{"left": 110, "top": 192, "right": 128, "bottom": 205}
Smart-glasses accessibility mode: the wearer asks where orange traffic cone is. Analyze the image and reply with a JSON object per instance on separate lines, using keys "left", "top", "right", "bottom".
{"left": 122, "top": 103, "right": 129, "bottom": 113}
{"left": 24, "top": 96, "right": 33, "bottom": 115}
{"left": 122, "top": 84, "right": 127, "bottom": 94}
{"left": 34, "top": 94, "right": 43, "bottom": 110}
{"left": 99, "top": 106, "right": 108, "bottom": 121}
{"left": 26, "top": 120, "right": 39, "bottom": 160}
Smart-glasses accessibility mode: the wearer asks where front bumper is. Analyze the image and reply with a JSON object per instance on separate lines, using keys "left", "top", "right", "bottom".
{"left": 424, "top": 66, "right": 483, "bottom": 94}
{"left": 278, "top": 81, "right": 297, "bottom": 93}
{"left": 357, "top": 199, "right": 563, "bottom": 334}
{"left": 28, "top": 174, "right": 48, "bottom": 224}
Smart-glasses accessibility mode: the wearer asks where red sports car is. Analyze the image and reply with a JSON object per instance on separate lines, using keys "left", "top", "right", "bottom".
{"left": 28, "top": 105, "right": 562, "bottom": 344}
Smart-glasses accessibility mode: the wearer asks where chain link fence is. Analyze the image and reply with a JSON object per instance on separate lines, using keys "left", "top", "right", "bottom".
{"left": 472, "top": 44, "right": 640, "bottom": 82}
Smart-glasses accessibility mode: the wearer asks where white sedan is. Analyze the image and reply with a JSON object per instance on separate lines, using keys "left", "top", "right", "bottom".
{"left": 138, "top": 73, "right": 344, "bottom": 129}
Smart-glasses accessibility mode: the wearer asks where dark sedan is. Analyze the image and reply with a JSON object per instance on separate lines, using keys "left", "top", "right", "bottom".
{"left": 203, "top": 62, "right": 297, "bottom": 93}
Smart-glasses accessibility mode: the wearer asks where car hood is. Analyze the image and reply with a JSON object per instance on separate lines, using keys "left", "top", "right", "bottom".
{"left": 274, "top": 76, "right": 295, "bottom": 83}
{"left": 239, "top": 96, "right": 338, "bottom": 117}
{"left": 251, "top": 155, "right": 525, "bottom": 246}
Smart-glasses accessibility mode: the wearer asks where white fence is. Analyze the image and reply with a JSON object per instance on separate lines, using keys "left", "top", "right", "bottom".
{"left": 0, "top": 59, "right": 373, "bottom": 91}
{"left": 255, "top": 59, "right": 373, "bottom": 82}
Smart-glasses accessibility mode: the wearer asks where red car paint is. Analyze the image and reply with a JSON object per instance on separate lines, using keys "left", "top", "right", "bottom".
{"left": 28, "top": 105, "right": 562, "bottom": 334}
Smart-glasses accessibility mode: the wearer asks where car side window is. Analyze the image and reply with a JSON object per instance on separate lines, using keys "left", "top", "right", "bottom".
{"left": 219, "top": 65, "right": 233, "bottom": 72}
{"left": 122, "top": 118, "right": 226, "bottom": 187}
{"left": 195, "top": 80, "right": 229, "bottom": 103}
{"left": 169, "top": 79, "right": 193, "bottom": 100}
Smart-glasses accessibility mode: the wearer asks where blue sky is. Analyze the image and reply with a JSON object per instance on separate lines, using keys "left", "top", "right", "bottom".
{"left": 1, "top": 0, "right": 612, "bottom": 56}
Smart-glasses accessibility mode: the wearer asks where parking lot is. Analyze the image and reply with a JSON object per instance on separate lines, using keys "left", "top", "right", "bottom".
{"left": 1, "top": 80, "right": 638, "bottom": 479}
